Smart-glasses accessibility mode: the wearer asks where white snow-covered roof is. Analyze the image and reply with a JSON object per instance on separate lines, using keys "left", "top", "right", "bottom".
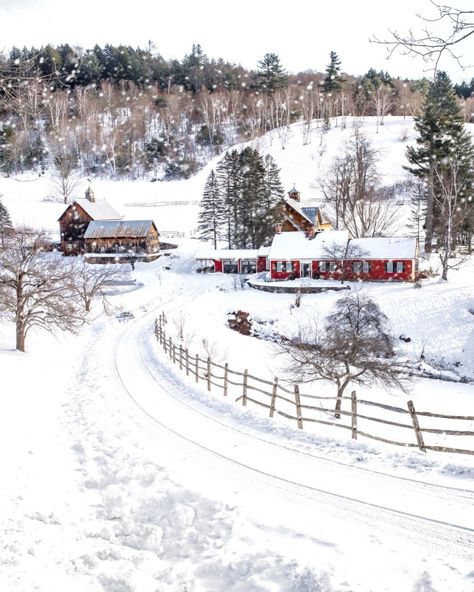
{"left": 257, "top": 246, "right": 271, "bottom": 257}
{"left": 73, "top": 198, "right": 122, "bottom": 220}
{"left": 349, "top": 237, "right": 418, "bottom": 259}
{"left": 195, "top": 249, "right": 259, "bottom": 260}
{"left": 268, "top": 231, "right": 349, "bottom": 260}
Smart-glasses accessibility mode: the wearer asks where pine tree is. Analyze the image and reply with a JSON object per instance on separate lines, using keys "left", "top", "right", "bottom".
{"left": 0, "top": 197, "right": 12, "bottom": 247}
{"left": 406, "top": 71, "right": 474, "bottom": 253}
{"left": 216, "top": 150, "right": 241, "bottom": 249}
{"left": 254, "top": 53, "right": 288, "bottom": 93}
{"left": 211, "top": 148, "right": 284, "bottom": 250}
{"left": 322, "top": 52, "right": 344, "bottom": 129}
{"left": 198, "top": 170, "right": 224, "bottom": 249}
{"left": 323, "top": 51, "right": 343, "bottom": 93}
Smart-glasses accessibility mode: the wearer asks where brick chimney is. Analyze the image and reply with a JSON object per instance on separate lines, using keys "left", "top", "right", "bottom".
{"left": 275, "top": 223, "right": 283, "bottom": 234}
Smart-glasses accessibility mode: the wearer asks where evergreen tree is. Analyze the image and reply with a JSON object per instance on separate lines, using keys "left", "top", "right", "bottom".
{"left": 0, "top": 198, "right": 13, "bottom": 247}
{"left": 181, "top": 44, "right": 208, "bottom": 93}
{"left": 198, "top": 170, "right": 224, "bottom": 249}
{"left": 212, "top": 149, "right": 284, "bottom": 249}
{"left": 323, "top": 51, "right": 343, "bottom": 93}
{"left": 216, "top": 150, "right": 241, "bottom": 249}
{"left": 406, "top": 71, "right": 474, "bottom": 253}
{"left": 254, "top": 53, "right": 288, "bottom": 93}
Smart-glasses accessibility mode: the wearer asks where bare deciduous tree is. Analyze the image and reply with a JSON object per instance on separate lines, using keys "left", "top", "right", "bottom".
{"left": 373, "top": 1, "right": 474, "bottom": 72}
{"left": 70, "top": 259, "right": 127, "bottom": 313}
{"left": 433, "top": 157, "right": 472, "bottom": 279}
{"left": 50, "top": 152, "right": 81, "bottom": 203}
{"left": 0, "top": 227, "right": 84, "bottom": 351}
{"left": 322, "top": 240, "right": 368, "bottom": 283}
{"left": 319, "top": 131, "right": 400, "bottom": 237}
{"left": 277, "top": 294, "right": 408, "bottom": 417}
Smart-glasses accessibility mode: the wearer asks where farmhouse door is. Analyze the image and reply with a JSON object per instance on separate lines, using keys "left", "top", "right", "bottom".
{"left": 300, "top": 262, "right": 311, "bottom": 278}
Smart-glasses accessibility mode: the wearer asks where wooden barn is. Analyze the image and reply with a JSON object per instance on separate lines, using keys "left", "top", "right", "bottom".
{"left": 83, "top": 220, "right": 160, "bottom": 264}
{"left": 195, "top": 247, "right": 268, "bottom": 274}
{"left": 278, "top": 186, "right": 332, "bottom": 235}
{"left": 58, "top": 188, "right": 122, "bottom": 255}
{"left": 268, "top": 231, "right": 418, "bottom": 282}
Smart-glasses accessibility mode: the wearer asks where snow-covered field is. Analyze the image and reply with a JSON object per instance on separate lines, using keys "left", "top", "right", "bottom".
{"left": 1, "top": 117, "right": 474, "bottom": 591}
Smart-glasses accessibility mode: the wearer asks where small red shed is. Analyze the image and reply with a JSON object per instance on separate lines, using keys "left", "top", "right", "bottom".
{"left": 195, "top": 248, "right": 266, "bottom": 274}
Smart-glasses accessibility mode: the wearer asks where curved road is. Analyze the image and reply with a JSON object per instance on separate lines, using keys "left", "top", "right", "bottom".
{"left": 113, "top": 299, "right": 474, "bottom": 566}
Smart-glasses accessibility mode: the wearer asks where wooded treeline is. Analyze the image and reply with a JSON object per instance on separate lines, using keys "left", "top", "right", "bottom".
{"left": 1, "top": 44, "right": 473, "bottom": 180}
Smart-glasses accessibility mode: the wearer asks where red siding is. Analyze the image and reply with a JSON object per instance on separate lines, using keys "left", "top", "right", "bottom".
{"left": 271, "top": 259, "right": 414, "bottom": 282}
{"left": 214, "top": 260, "right": 223, "bottom": 273}
{"left": 257, "top": 256, "right": 267, "bottom": 272}
{"left": 270, "top": 260, "right": 300, "bottom": 280}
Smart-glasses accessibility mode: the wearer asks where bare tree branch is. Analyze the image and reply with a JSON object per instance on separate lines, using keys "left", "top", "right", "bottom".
{"left": 372, "top": 1, "right": 474, "bottom": 72}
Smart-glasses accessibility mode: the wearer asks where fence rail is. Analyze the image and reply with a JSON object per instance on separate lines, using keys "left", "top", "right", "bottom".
{"left": 154, "top": 315, "right": 474, "bottom": 455}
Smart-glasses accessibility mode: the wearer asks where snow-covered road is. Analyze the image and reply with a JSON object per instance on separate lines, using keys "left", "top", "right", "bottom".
{"left": 110, "top": 292, "right": 474, "bottom": 589}
{"left": 2, "top": 273, "right": 474, "bottom": 591}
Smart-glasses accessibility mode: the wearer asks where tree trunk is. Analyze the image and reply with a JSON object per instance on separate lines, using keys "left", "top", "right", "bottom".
{"left": 16, "top": 322, "right": 26, "bottom": 352}
{"left": 334, "top": 385, "right": 346, "bottom": 419}
{"left": 424, "top": 165, "right": 435, "bottom": 254}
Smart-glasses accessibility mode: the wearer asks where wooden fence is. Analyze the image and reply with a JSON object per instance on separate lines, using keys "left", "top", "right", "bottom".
{"left": 154, "top": 315, "right": 474, "bottom": 455}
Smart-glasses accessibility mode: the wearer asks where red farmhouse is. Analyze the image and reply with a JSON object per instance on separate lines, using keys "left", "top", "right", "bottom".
{"left": 268, "top": 231, "right": 418, "bottom": 282}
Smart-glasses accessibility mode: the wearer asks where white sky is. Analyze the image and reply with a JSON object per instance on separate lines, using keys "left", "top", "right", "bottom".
{"left": 0, "top": 0, "right": 473, "bottom": 82}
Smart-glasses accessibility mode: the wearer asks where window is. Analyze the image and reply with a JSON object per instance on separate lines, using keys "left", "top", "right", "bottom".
{"left": 197, "top": 259, "right": 215, "bottom": 273}
{"left": 386, "top": 261, "right": 405, "bottom": 273}
{"left": 352, "top": 261, "right": 362, "bottom": 273}
{"left": 319, "top": 261, "right": 336, "bottom": 272}
{"left": 223, "top": 260, "right": 238, "bottom": 274}
{"left": 276, "top": 261, "right": 293, "bottom": 273}
{"left": 241, "top": 259, "right": 257, "bottom": 274}
{"left": 363, "top": 261, "right": 370, "bottom": 273}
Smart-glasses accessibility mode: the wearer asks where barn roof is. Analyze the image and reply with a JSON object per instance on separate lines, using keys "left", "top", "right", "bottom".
{"left": 268, "top": 230, "right": 349, "bottom": 260}
{"left": 286, "top": 198, "right": 321, "bottom": 225}
{"left": 348, "top": 237, "right": 418, "bottom": 259}
{"left": 84, "top": 220, "right": 157, "bottom": 239}
{"left": 58, "top": 198, "right": 122, "bottom": 221}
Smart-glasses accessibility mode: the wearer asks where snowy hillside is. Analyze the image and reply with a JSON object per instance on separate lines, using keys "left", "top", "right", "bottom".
{"left": 1, "top": 116, "right": 474, "bottom": 592}
{"left": 0, "top": 116, "right": 443, "bottom": 238}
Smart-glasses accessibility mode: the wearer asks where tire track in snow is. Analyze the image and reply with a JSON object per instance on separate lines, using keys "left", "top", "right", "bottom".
{"left": 112, "top": 303, "right": 474, "bottom": 563}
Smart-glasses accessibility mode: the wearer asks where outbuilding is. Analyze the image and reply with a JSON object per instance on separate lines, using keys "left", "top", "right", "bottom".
{"left": 195, "top": 248, "right": 267, "bottom": 274}
{"left": 58, "top": 188, "right": 122, "bottom": 255}
{"left": 84, "top": 220, "right": 160, "bottom": 263}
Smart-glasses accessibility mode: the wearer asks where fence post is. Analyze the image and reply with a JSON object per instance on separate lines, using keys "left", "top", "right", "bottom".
{"left": 294, "top": 384, "right": 303, "bottom": 429}
{"left": 168, "top": 337, "right": 172, "bottom": 359}
{"left": 195, "top": 354, "right": 199, "bottom": 383}
{"left": 154, "top": 318, "right": 158, "bottom": 339}
{"left": 179, "top": 345, "right": 183, "bottom": 370}
{"left": 242, "top": 369, "right": 248, "bottom": 406}
{"left": 207, "top": 357, "right": 211, "bottom": 391}
{"left": 223, "top": 363, "right": 228, "bottom": 396}
{"left": 185, "top": 349, "right": 189, "bottom": 376}
{"left": 407, "top": 400, "right": 426, "bottom": 452}
{"left": 172, "top": 341, "right": 176, "bottom": 364}
{"left": 270, "top": 377, "right": 278, "bottom": 418}
{"left": 351, "top": 391, "right": 357, "bottom": 440}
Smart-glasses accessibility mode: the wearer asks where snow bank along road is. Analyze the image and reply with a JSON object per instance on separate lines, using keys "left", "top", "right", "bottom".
{"left": 111, "top": 291, "right": 474, "bottom": 583}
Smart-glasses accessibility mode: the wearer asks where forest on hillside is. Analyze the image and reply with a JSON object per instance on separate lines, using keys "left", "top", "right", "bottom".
{"left": 1, "top": 43, "right": 473, "bottom": 181}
